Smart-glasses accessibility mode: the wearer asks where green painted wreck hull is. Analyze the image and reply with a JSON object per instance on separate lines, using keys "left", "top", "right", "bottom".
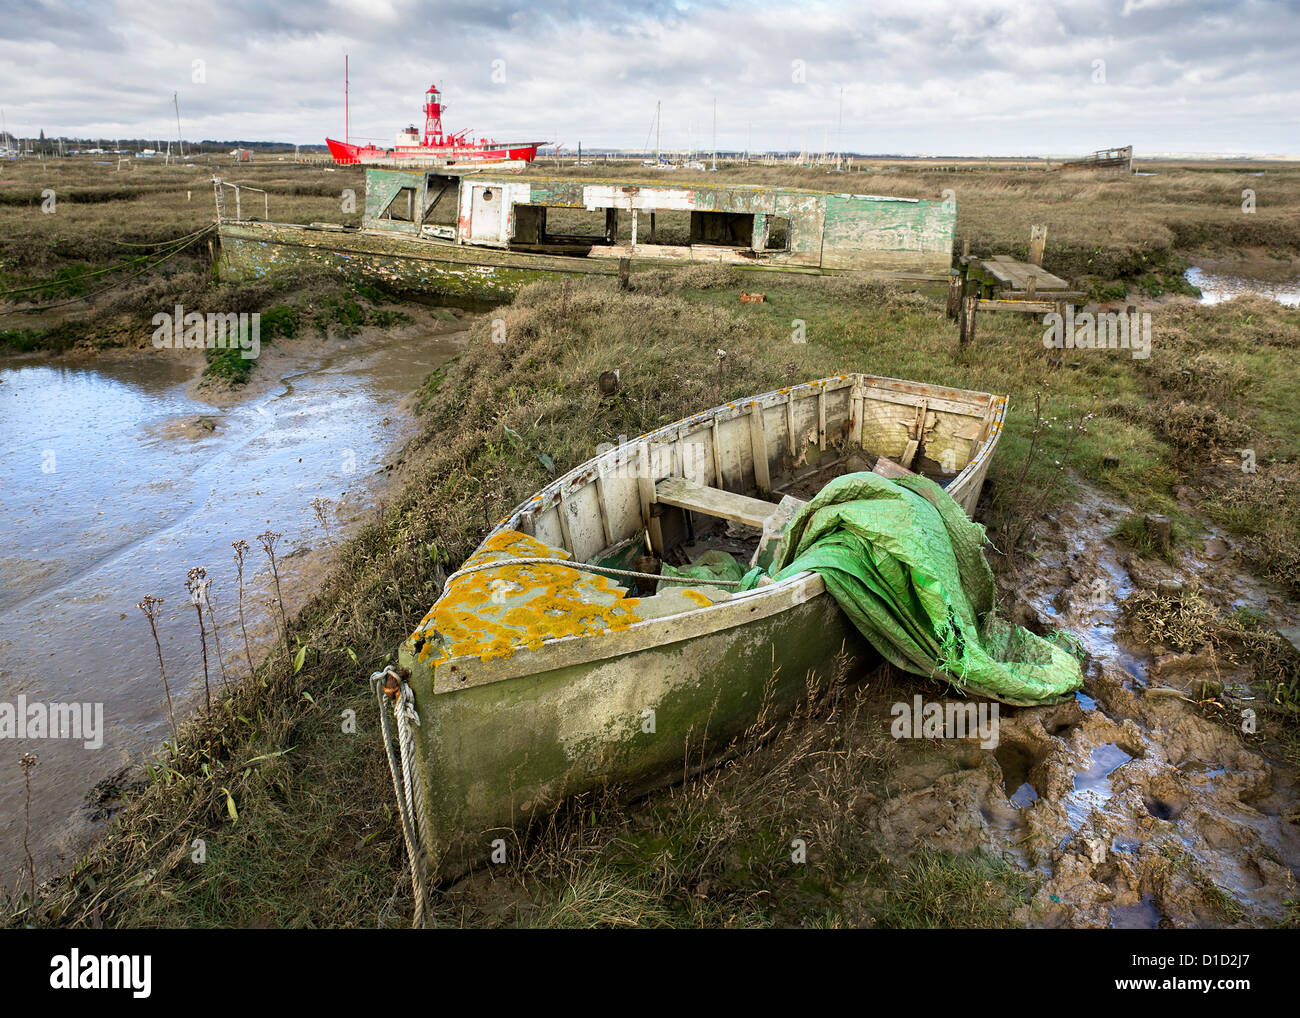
{"left": 398, "top": 584, "right": 865, "bottom": 877}
{"left": 217, "top": 221, "right": 948, "bottom": 302}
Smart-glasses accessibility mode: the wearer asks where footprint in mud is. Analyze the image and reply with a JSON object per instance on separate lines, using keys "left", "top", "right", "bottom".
{"left": 1110, "top": 893, "right": 1164, "bottom": 929}
{"left": 1197, "top": 815, "right": 1254, "bottom": 852}
{"left": 994, "top": 740, "right": 1048, "bottom": 807}
{"left": 1143, "top": 773, "right": 1190, "bottom": 821}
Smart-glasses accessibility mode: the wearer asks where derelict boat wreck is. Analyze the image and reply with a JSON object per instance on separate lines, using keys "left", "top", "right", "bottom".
{"left": 392, "top": 373, "right": 1007, "bottom": 877}
{"left": 215, "top": 169, "right": 957, "bottom": 301}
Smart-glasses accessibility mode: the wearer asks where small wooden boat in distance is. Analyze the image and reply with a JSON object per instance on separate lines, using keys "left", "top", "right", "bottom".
{"left": 398, "top": 373, "right": 1007, "bottom": 877}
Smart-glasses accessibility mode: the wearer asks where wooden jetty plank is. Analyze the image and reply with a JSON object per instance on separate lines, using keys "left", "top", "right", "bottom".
{"left": 977, "top": 298, "right": 1074, "bottom": 314}
{"left": 981, "top": 256, "right": 1070, "bottom": 291}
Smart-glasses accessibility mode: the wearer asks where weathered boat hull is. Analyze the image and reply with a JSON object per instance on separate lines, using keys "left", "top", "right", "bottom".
{"left": 413, "top": 578, "right": 864, "bottom": 875}
{"left": 217, "top": 220, "right": 949, "bottom": 303}
{"left": 210, "top": 219, "right": 946, "bottom": 302}
{"left": 218, "top": 220, "right": 598, "bottom": 301}
{"left": 398, "top": 374, "right": 1006, "bottom": 878}
{"left": 215, "top": 167, "right": 955, "bottom": 301}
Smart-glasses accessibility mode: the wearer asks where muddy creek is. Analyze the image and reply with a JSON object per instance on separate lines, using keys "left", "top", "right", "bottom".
{"left": 0, "top": 316, "right": 466, "bottom": 888}
{"left": 1185, "top": 265, "right": 1300, "bottom": 307}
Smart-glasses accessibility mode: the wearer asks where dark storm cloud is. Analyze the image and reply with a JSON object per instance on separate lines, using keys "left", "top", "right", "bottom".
{"left": 0, "top": 0, "right": 1295, "bottom": 154}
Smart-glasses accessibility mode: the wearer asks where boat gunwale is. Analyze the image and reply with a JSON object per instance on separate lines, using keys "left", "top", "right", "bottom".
{"left": 410, "top": 372, "right": 1007, "bottom": 693}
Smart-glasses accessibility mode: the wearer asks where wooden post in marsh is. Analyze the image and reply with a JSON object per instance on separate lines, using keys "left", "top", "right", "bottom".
{"left": 946, "top": 272, "right": 963, "bottom": 320}
{"left": 618, "top": 257, "right": 631, "bottom": 291}
{"left": 959, "top": 295, "right": 978, "bottom": 346}
{"left": 1028, "top": 224, "right": 1047, "bottom": 267}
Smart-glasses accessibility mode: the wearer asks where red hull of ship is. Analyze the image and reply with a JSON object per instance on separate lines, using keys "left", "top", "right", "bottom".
{"left": 326, "top": 137, "right": 541, "bottom": 167}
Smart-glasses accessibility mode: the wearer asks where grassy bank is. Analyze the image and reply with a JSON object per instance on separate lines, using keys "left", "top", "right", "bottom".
{"left": 12, "top": 264, "right": 1298, "bottom": 928}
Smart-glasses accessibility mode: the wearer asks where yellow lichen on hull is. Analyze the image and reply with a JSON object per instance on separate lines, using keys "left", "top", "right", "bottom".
{"left": 411, "top": 529, "right": 643, "bottom": 666}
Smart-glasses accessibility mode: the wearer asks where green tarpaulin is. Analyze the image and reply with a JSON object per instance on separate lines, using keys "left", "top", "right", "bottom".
{"left": 745, "top": 471, "right": 1083, "bottom": 706}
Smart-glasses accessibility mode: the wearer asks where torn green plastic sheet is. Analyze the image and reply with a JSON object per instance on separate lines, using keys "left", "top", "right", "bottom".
{"left": 742, "top": 471, "right": 1083, "bottom": 706}
{"left": 658, "top": 549, "right": 746, "bottom": 592}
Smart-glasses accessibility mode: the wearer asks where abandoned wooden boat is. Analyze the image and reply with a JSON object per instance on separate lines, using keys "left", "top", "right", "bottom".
{"left": 215, "top": 168, "right": 956, "bottom": 301}
{"left": 396, "top": 373, "right": 1007, "bottom": 876}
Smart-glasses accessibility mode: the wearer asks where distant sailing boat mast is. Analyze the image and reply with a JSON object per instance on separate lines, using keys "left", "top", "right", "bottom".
{"left": 173, "top": 92, "right": 184, "bottom": 158}
{"left": 655, "top": 100, "right": 661, "bottom": 166}
{"left": 711, "top": 97, "right": 716, "bottom": 171}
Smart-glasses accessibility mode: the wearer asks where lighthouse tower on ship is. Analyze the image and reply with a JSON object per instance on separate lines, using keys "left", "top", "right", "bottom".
{"left": 422, "top": 84, "right": 448, "bottom": 145}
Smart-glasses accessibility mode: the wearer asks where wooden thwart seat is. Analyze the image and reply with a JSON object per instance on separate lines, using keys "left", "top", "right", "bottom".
{"left": 654, "top": 476, "right": 783, "bottom": 529}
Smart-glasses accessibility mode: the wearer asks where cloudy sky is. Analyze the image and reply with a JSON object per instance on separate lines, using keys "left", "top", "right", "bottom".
{"left": 1, "top": 0, "right": 1296, "bottom": 156}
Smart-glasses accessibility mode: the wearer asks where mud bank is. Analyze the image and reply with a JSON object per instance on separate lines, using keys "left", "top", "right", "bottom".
{"left": 872, "top": 482, "right": 1298, "bottom": 928}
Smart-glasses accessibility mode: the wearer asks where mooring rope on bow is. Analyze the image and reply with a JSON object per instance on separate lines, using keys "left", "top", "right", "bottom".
{"left": 444, "top": 556, "right": 744, "bottom": 588}
{"left": 371, "top": 665, "right": 431, "bottom": 928}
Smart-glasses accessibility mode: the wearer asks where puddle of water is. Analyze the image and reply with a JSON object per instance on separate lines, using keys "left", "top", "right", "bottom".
{"left": 1110, "top": 893, "right": 1163, "bottom": 929}
{"left": 1179, "top": 761, "right": 1227, "bottom": 782}
{"left": 1065, "top": 743, "right": 1133, "bottom": 828}
{"left": 1075, "top": 692, "right": 1097, "bottom": 711}
{"left": 1009, "top": 782, "right": 1039, "bottom": 809}
{"left": 1185, "top": 266, "right": 1300, "bottom": 308}
{"left": 0, "top": 324, "right": 465, "bottom": 883}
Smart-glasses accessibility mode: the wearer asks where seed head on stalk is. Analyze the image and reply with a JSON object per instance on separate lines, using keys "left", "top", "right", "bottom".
{"left": 256, "top": 530, "right": 291, "bottom": 669}
{"left": 136, "top": 594, "right": 178, "bottom": 744}
{"left": 232, "top": 539, "right": 255, "bottom": 676}
{"left": 186, "top": 567, "right": 212, "bottom": 711}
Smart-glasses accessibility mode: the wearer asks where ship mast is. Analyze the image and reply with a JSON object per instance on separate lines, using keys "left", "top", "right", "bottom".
{"left": 345, "top": 54, "right": 349, "bottom": 146}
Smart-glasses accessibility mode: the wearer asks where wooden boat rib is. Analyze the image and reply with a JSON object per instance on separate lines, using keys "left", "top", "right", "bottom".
{"left": 399, "top": 372, "right": 1007, "bottom": 876}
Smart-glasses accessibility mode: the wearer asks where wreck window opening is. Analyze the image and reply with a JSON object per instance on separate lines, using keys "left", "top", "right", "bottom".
{"left": 690, "top": 211, "right": 755, "bottom": 248}
{"left": 510, "top": 204, "right": 547, "bottom": 245}
{"left": 527, "top": 206, "right": 616, "bottom": 246}
{"left": 422, "top": 174, "right": 458, "bottom": 226}
{"left": 619, "top": 209, "right": 691, "bottom": 246}
{"left": 765, "top": 217, "right": 790, "bottom": 251}
{"left": 381, "top": 186, "right": 416, "bottom": 223}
